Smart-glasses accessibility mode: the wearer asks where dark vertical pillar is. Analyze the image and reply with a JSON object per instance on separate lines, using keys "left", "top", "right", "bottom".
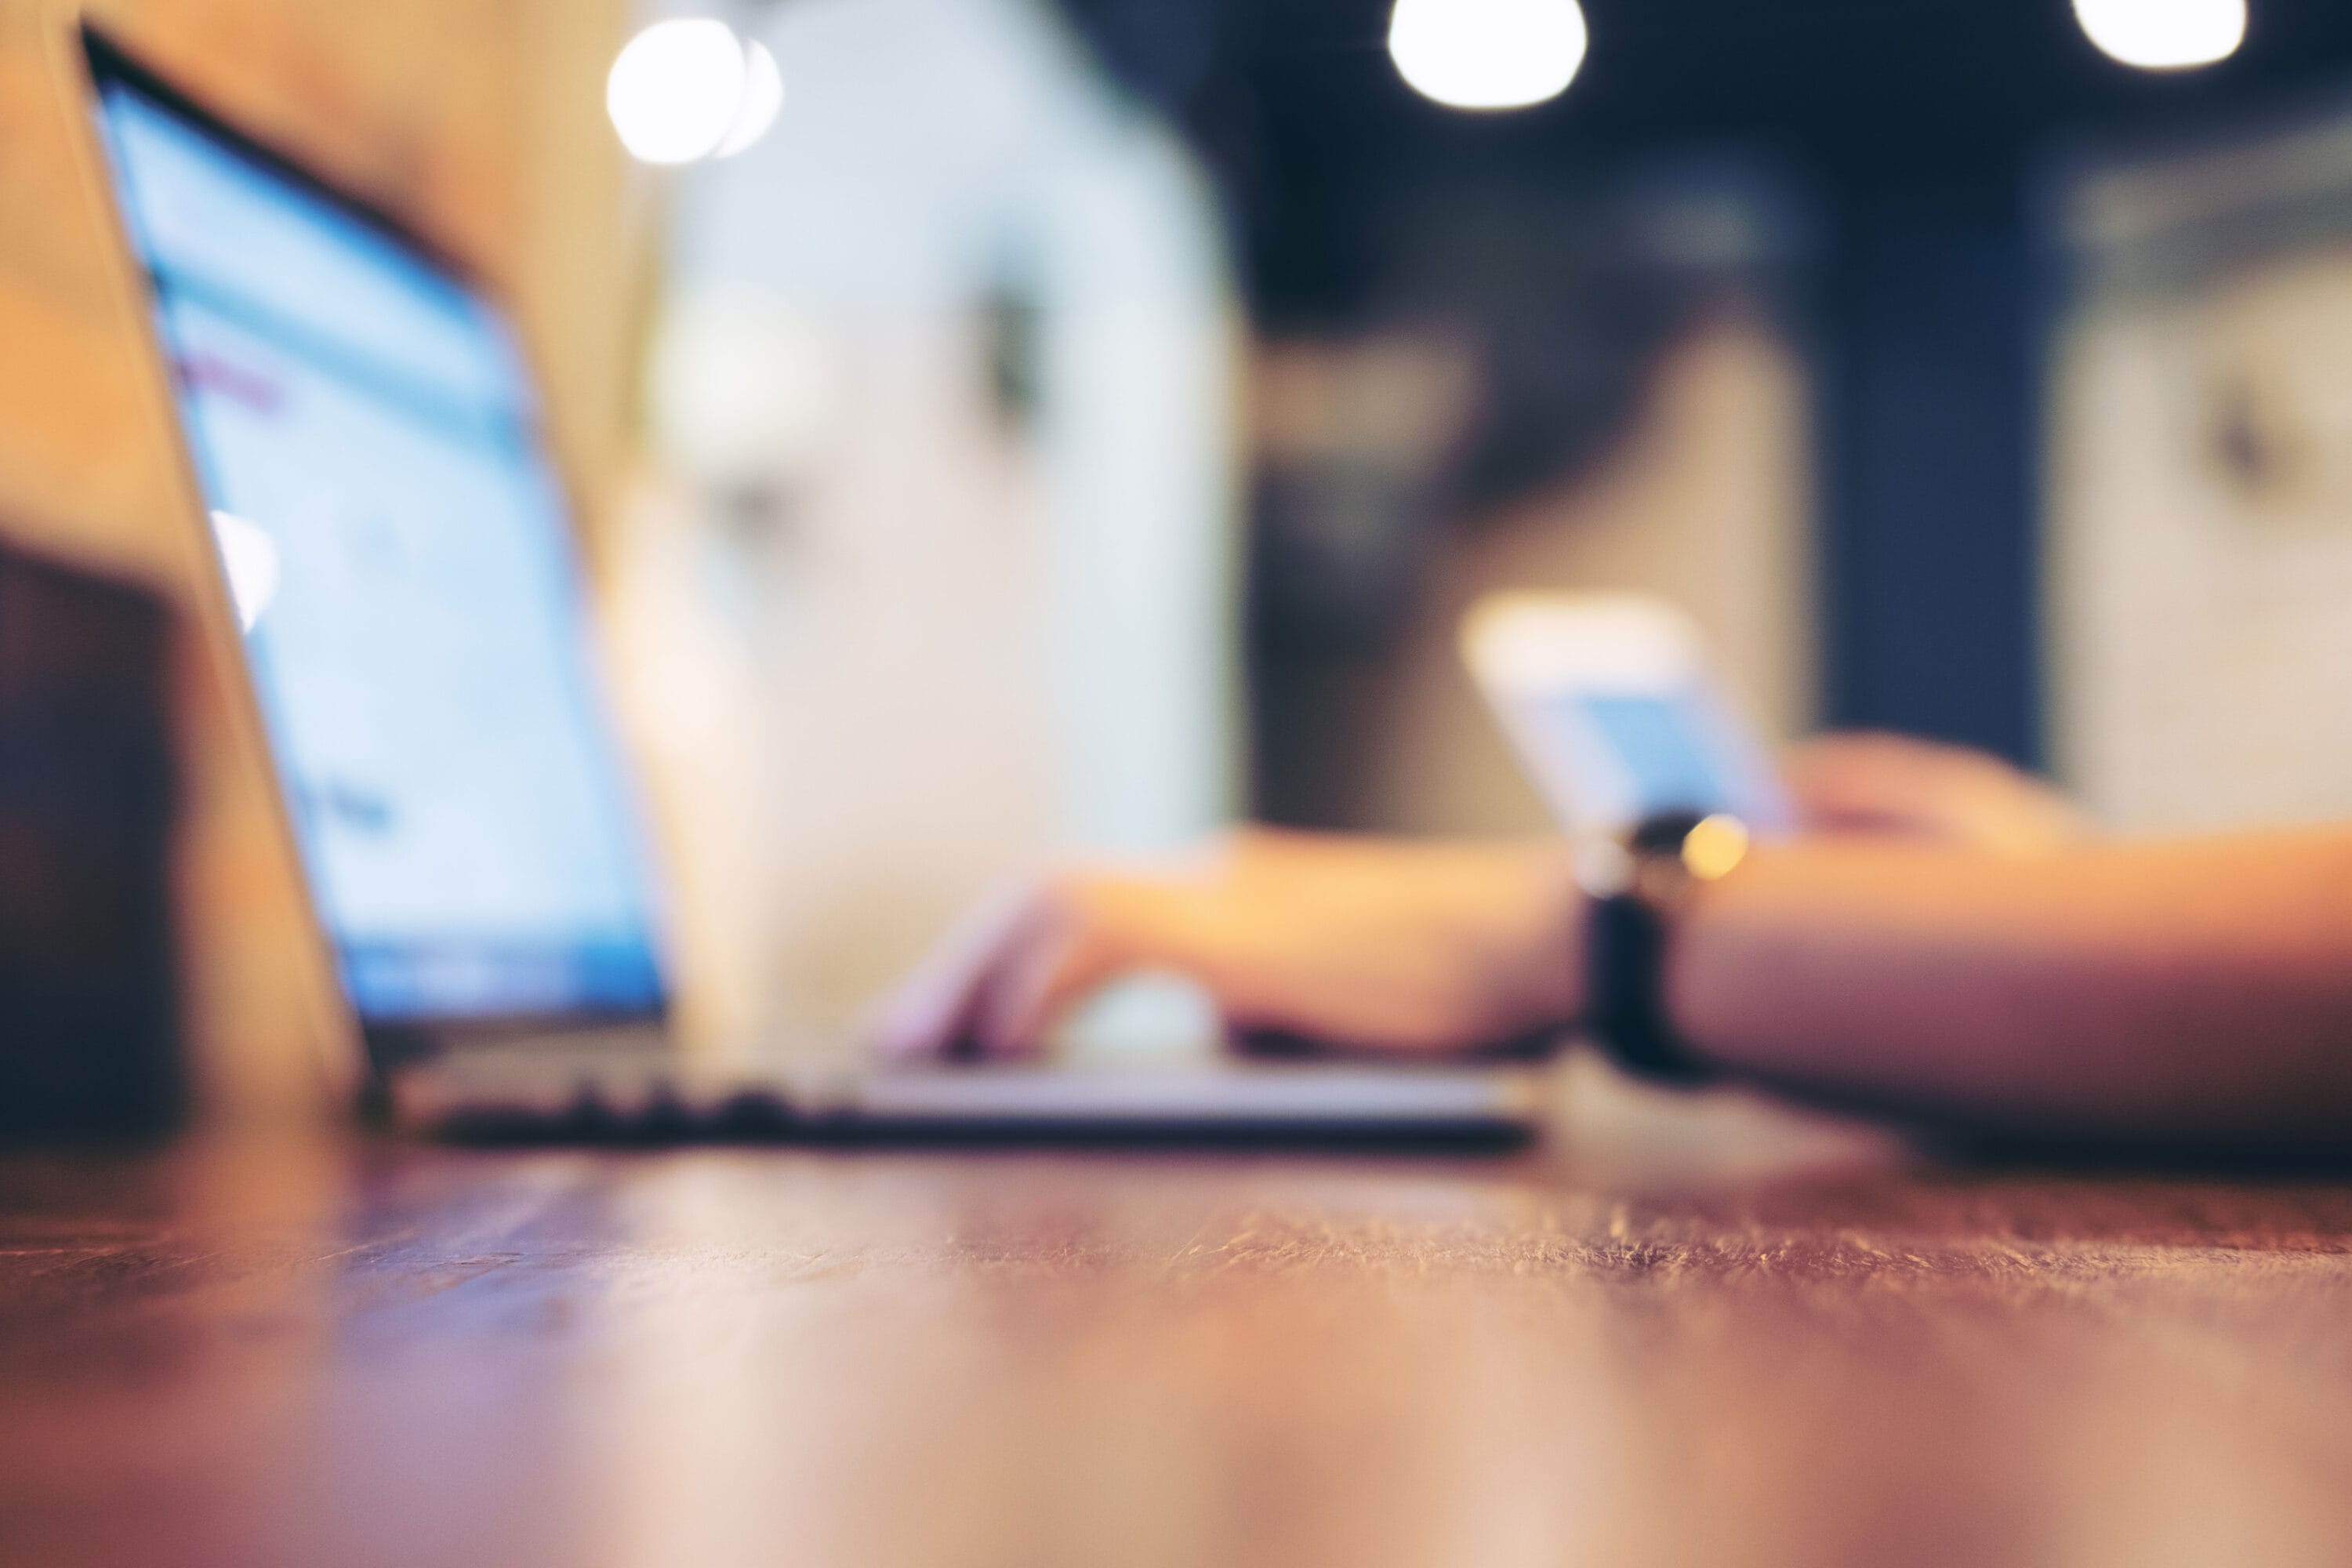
{"left": 1820, "top": 173, "right": 2043, "bottom": 766}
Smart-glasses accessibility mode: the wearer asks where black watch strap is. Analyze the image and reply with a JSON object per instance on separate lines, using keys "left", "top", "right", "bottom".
{"left": 1583, "top": 810, "right": 1729, "bottom": 1086}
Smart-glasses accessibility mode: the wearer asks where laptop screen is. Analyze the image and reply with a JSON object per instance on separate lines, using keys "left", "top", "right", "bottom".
{"left": 85, "top": 36, "right": 668, "bottom": 1027}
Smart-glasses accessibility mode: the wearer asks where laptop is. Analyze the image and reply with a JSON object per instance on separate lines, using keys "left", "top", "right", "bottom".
{"left": 71, "top": 24, "right": 1544, "bottom": 1145}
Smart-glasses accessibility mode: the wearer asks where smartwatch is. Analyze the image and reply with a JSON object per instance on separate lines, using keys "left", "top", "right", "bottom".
{"left": 1580, "top": 809, "right": 1750, "bottom": 1085}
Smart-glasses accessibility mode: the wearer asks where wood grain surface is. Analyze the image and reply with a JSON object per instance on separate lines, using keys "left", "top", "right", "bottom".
{"left": 5, "top": 1078, "right": 2350, "bottom": 1568}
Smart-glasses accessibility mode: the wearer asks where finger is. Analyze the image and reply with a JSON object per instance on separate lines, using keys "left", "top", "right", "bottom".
{"left": 972, "top": 897, "right": 1130, "bottom": 1058}
{"left": 867, "top": 881, "right": 1049, "bottom": 1061}
{"left": 1784, "top": 734, "right": 1915, "bottom": 826}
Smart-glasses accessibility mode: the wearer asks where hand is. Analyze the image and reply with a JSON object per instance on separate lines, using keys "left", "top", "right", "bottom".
{"left": 869, "top": 828, "right": 1585, "bottom": 1062}
{"left": 1784, "top": 731, "right": 2086, "bottom": 856}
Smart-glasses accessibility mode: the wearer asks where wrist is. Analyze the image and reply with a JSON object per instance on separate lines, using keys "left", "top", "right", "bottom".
{"left": 1508, "top": 838, "right": 1590, "bottom": 1030}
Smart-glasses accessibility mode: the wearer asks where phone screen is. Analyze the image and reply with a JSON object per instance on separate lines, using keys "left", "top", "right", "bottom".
{"left": 1567, "top": 694, "right": 1731, "bottom": 818}
{"left": 1465, "top": 593, "right": 1795, "bottom": 837}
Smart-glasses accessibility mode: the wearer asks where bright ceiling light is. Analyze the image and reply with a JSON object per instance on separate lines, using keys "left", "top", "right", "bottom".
{"left": 2073, "top": 0, "right": 2246, "bottom": 70}
{"left": 713, "top": 39, "right": 783, "bottom": 158}
{"left": 608, "top": 19, "right": 766, "bottom": 165}
{"left": 1388, "top": 0, "right": 1588, "bottom": 112}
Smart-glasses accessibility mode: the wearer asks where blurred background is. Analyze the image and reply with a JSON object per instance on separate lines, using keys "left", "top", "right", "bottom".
{"left": 8, "top": 0, "right": 2352, "bottom": 1105}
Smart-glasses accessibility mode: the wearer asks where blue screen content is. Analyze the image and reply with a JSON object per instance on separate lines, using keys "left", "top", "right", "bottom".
{"left": 1571, "top": 693, "right": 1732, "bottom": 818}
{"left": 93, "top": 74, "right": 666, "bottom": 1022}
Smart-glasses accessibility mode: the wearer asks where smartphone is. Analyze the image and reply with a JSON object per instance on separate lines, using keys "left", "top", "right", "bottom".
{"left": 1461, "top": 592, "right": 1795, "bottom": 839}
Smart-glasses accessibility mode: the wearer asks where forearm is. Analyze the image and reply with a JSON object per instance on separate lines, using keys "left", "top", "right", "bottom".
{"left": 1668, "top": 829, "right": 2352, "bottom": 1141}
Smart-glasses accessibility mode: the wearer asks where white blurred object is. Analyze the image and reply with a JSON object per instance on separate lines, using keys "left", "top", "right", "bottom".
{"left": 1051, "top": 972, "right": 1225, "bottom": 1063}
{"left": 2072, "top": 0, "right": 2246, "bottom": 70}
{"left": 647, "top": 296, "right": 842, "bottom": 482}
{"left": 607, "top": 19, "right": 783, "bottom": 165}
{"left": 1388, "top": 0, "right": 1588, "bottom": 111}
{"left": 208, "top": 510, "right": 281, "bottom": 633}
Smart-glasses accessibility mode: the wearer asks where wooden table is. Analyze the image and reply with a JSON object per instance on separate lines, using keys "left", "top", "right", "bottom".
{"left": 5, "top": 1065, "right": 2352, "bottom": 1568}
